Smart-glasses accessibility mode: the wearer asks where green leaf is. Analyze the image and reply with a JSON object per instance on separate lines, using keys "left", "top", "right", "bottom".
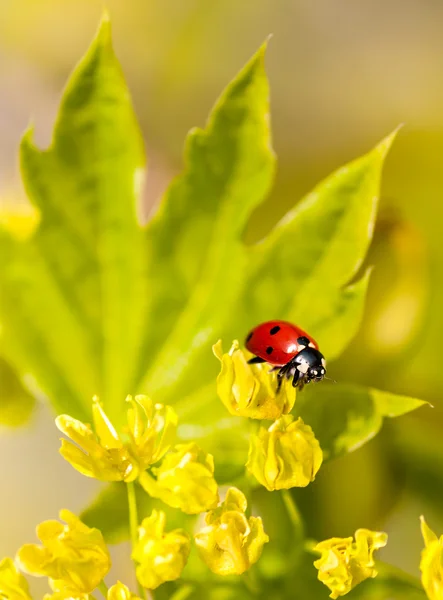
{"left": 390, "top": 418, "right": 443, "bottom": 509}
{"left": 0, "top": 15, "right": 146, "bottom": 421}
{"left": 0, "top": 355, "right": 35, "bottom": 427}
{"left": 241, "top": 131, "right": 397, "bottom": 361}
{"left": 349, "top": 562, "right": 427, "bottom": 599}
{"left": 138, "top": 124, "right": 396, "bottom": 403}
{"left": 294, "top": 383, "right": 428, "bottom": 460}
{"left": 137, "top": 41, "right": 275, "bottom": 400}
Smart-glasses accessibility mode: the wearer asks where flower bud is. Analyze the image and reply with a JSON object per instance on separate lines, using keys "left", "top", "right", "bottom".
{"left": 107, "top": 581, "right": 141, "bottom": 600}
{"left": 213, "top": 340, "right": 296, "bottom": 420}
{"left": 0, "top": 558, "right": 32, "bottom": 600}
{"left": 314, "top": 529, "right": 388, "bottom": 598}
{"left": 246, "top": 415, "right": 322, "bottom": 490}
{"left": 17, "top": 510, "right": 111, "bottom": 596}
{"left": 194, "top": 487, "right": 269, "bottom": 575}
{"left": 420, "top": 516, "right": 443, "bottom": 600}
{"left": 139, "top": 442, "right": 219, "bottom": 514}
{"left": 132, "top": 510, "right": 190, "bottom": 590}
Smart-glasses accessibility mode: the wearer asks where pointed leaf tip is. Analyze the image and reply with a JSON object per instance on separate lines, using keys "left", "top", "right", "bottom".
{"left": 376, "top": 125, "right": 402, "bottom": 160}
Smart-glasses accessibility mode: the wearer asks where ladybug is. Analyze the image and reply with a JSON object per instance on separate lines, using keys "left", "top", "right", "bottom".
{"left": 245, "top": 320, "right": 326, "bottom": 391}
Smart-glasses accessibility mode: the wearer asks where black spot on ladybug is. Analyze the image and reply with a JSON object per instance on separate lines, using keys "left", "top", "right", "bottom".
{"left": 297, "top": 336, "right": 310, "bottom": 346}
{"left": 246, "top": 332, "right": 253, "bottom": 342}
{"left": 266, "top": 346, "right": 273, "bottom": 355}
{"left": 270, "top": 326, "right": 280, "bottom": 335}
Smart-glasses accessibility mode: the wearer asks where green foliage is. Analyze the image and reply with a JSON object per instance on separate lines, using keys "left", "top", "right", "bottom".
{"left": 294, "top": 384, "right": 428, "bottom": 460}
{"left": 0, "top": 13, "right": 404, "bottom": 423}
{"left": 0, "top": 15, "right": 430, "bottom": 599}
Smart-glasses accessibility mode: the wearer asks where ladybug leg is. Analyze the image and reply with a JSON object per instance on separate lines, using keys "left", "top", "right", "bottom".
{"left": 247, "top": 356, "right": 267, "bottom": 365}
{"left": 291, "top": 368, "right": 301, "bottom": 388}
{"left": 276, "top": 368, "right": 286, "bottom": 393}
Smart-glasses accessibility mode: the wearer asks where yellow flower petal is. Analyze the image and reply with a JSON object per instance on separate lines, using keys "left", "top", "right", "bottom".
{"left": 314, "top": 529, "right": 387, "bottom": 598}
{"left": 0, "top": 558, "right": 32, "bottom": 600}
{"left": 126, "top": 395, "right": 178, "bottom": 468}
{"left": 17, "top": 510, "right": 111, "bottom": 596}
{"left": 139, "top": 442, "right": 219, "bottom": 514}
{"left": 194, "top": 487, "right": 269, "bottom": 576}
{"left": 92, "top": 397, "right": 122, "bottom": 449}
{"left": 213, "top": 340, "right": 296, "bottom": 420}
{"left": 247, "top": 415, "right": 323, "bottom": 490}
{"left": 132, "top": 510, "right": 190, "bottom": 590}
{"left": 420, "top": 516, "right": 443, "bottom": 600}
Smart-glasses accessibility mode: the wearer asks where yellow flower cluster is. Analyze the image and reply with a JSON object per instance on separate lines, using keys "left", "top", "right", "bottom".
{"left": 214, "top": 340, "right": 323, "bottom": 490}
{"left": 57, "top": 395, "right": 218, "bottom": 515}
{"left": 132, "top": 510, "right": 190, "bottom": 589}
{"left": 17, "top": 509, "right": 110, "bottom": 597}
{"left": 195, "top": 487, "right": 269, "bottom": 575}
{"left": 52, "top": 393, "right": 270, "bottom": 585}
{"left": 420, "top": 516, "right": 443, "bottom": 600}
{"left": 0, "top": 515, "right": 140, "bottom": 600}
{"left": 313, "top": 529, "right": 388, "bottom": 598}
{"left": 247, "top": 415, "right": 323, "bottom": 490}
{"left": 56, "top": 395, "right": 177, "bottom": 482}
{"left": 139, "top": 442, "right": 219, "bottom": 514}
{"left": 213, "top": 340, "right": 296, "bottom": 420}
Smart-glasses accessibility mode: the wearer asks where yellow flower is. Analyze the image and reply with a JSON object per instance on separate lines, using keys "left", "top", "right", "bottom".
{"left": 420, "top": 516, "right": 443, "bottom": 600}
{"left": 56, "top": 395, "right": 177, "bottom": 481}
{"left": 43, "top": 582, "right": 138, "bottom": 600}
{"left": 139, "top": 442, "right": 219, "bottom": 514}
{"left": 246, "top": 415, "right": 322, "bottom": 490}
{"left": 107, "top": 581, "right": 141, "bottom": 600}
{"left": 194, "top": 487, "right": 269, "bottom": 576}
{"left": 17, "top": 509, "right": 111, "bottom": 596}
{"left": 314, "top": 529, "right": 388, "bottom": 598}
{"left": 132, "top": 510, "right": 190, "bottom": 590}
{"left": 213, "top": 340, "right": 296, "bottom": 420}
{"left": 0, "top": 557, "right": 32, "bottom": 599}
{"left": 125, "top": 395, "right": 177, "bottom": 468}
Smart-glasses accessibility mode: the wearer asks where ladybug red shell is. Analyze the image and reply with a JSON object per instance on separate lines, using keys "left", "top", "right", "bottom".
{"left": 245, "top": 320, "right": 326, "bottom": 391}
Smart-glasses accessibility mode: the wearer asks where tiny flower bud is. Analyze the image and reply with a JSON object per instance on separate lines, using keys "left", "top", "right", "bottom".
{"left": 108, "top": 581, "right": 141, "bottom": 600}
{"left": 139, "top": 442, "right": 219, "bottom": 514}
{"left": 17, "top": 510, "right": 111, "bottom": 596}
{"left": 213, "top": 340, "right": 296, "bottom": 420}
{"left": 194, "top": 487, "right": 269, "bottom": 576}
{"left": 314, "top": 529, "right": 388, "bottom": 598}
{"left": 0, "top": 558, "right": 32, "bottom": 600}
{"left": 132, "top": 510, "right": 190, "bottom": 590}
{"left": 246, "top": 415, "right": 323, "bottom": 490}
{"left": 420, "top": 516, "right": 443, "bottom": 600}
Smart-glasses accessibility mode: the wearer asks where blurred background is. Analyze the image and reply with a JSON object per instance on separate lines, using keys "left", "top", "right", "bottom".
{"left": 1, "top": 0, "right": 443, "bottom": 593}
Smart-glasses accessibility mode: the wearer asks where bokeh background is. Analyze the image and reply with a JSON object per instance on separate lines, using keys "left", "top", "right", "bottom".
{"left": 1, "top": 0, "right": 443, "bottom": 593}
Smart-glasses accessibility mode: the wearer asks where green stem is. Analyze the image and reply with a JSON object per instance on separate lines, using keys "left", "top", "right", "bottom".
{"left": 281, "top": 489, "right": 304, "bottom": 540}
{"left": 127, "top": 481, "right": 148, "bottom": 600}
{"left": 98, "top": 581, "right": 108, "bottom": 597}
{"left": 169, "top": 584, "right": 195, "bottom": 600}
{"left": 243, "top": 569, "right": 260, "bottom": 595}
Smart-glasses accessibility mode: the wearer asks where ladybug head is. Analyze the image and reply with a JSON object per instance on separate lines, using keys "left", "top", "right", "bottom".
{"left": 297, "top": 347, "right": 327, "bottom": 383}
{"left": 307, "top": 364, "right": 326, "bottom": 382}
